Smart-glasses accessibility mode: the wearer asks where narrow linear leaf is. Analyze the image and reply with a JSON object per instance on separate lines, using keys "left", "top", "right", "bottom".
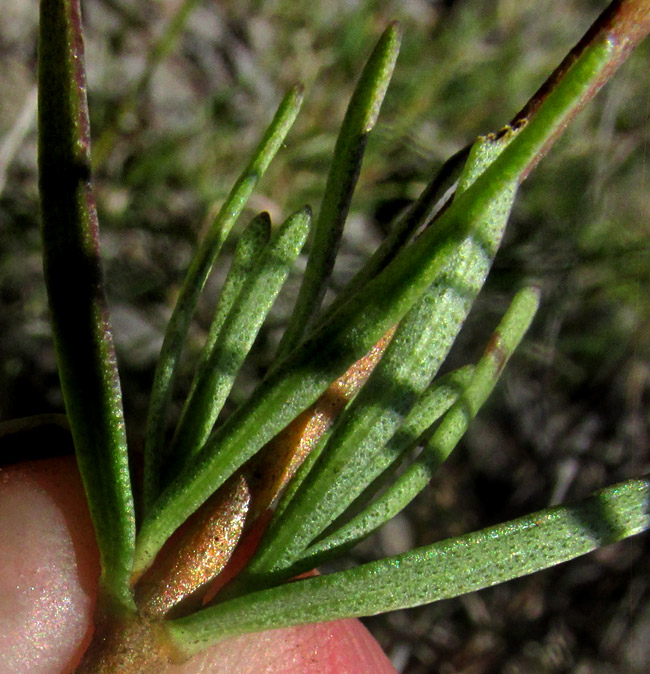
{"left": 316, "top": 0, "right": 650, "bottom": 328}
{"left": 166, "top": 207, "right": 312, "bottom": 477}
{"left": 133, "top": 191, "right": 498, "bottom": 576}
{"left": 247, "top": 261, "right": 504, "bottom": 578}
{"left": 169, "top": 477, "right": 650, "bottom": 652}
{"left": 275, "top": 22, "right": 401, "bottom": 361}
{"left": 188, "top": 213, "right": 272, "bottom": 389}
{"left": 143, "top": 85, "right": 303, "bottom": 514}
{"left": 38, "top": 0, "right": 135, "bottom": 610}
{"left": 295, "top": 287, "right": 540, "bottom": 572}
{"left": 166, "top": 212, "right": 271, "bottom": 466}
{"left": 270, "top": 367, "right": 474, "bottom": 532}
{"left": 133, "top": 33, "right": 618, "bottom": 576}
{"left": 243, "top": 328, "right": 395, "bottom": 524}
{"left": 134, "top": 326, "right": 390, "bottom": 618}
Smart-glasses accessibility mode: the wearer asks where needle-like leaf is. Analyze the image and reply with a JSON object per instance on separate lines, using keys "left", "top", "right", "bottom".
{"left": 38, "top": 0, "right": 135, "bottom": 611}
{"left": 306, "top": 366, "right": 475, "bottom": 540}
{"left": 275, "top": 22, "right": 401, "bottom": 361}
{"left": 169, "top": 476, "right": 650, "bottom": 652}
{"left": 164, "top": 213, "right": 270, "bottom": 464}
{"left": 314, "top": 145, "right": 472, "bottom": 329}
{"left": 240, "top": 127, "right": 526, "bottom": 581}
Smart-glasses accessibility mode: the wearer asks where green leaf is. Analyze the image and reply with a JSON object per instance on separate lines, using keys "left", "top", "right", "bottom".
{"left": 168, "top": 476, "right": 650, "bottom": 653}
{"left": 275, "top": 22, "right": 401, "bottom": 361}
{"left": 221, "top": 366, "right": 472, "bottom": 599}
{"left": 165, "top": 207, "right": 312, "bottom": 477}
{"left": 38, "top": 0, "right": 135, "bottom": 611}
{"left": 276, "top": 365, "right": 474, "bottom": 530}
{"left": 142, "top": 85, "right": 304, "bottom": 514}
{"left": 313, "top": 145, "right": 472, "bottom": 327}
{"left": 165, "top": 212, "right": 271, "bottom": 466}
{"left": 189, "top": 213, "right": 272, "bottom": 385}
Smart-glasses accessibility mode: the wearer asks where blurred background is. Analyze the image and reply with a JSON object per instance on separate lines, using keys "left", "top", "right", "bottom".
{"left": 1, "top": 0, "right": 649, "bottom": 672}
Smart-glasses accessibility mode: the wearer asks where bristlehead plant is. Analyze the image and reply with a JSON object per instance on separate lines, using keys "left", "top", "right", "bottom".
{"left": 27, "top": 0, "right": 650, "bottom": 671}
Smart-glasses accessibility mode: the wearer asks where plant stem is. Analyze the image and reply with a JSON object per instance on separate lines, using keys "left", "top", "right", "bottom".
{"left": 512, "top": 0, "right": 650, "bottom": 180}
{"left": 73, "top": 609, "right": 181, "bottom": 674}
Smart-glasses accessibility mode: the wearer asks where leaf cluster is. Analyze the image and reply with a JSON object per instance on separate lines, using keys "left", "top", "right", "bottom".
{"left": 34, "top": 0, "right": 650, "bottom": 662}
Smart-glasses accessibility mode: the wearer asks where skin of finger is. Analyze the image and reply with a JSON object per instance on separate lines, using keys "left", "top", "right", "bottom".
{"left": 0, "top": 457, "right": 398, "bottom": 674}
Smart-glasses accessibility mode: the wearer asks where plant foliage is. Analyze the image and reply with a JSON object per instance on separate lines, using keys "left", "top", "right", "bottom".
{"left": 33, "top": 0, "right": 650, "bottom": 668}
